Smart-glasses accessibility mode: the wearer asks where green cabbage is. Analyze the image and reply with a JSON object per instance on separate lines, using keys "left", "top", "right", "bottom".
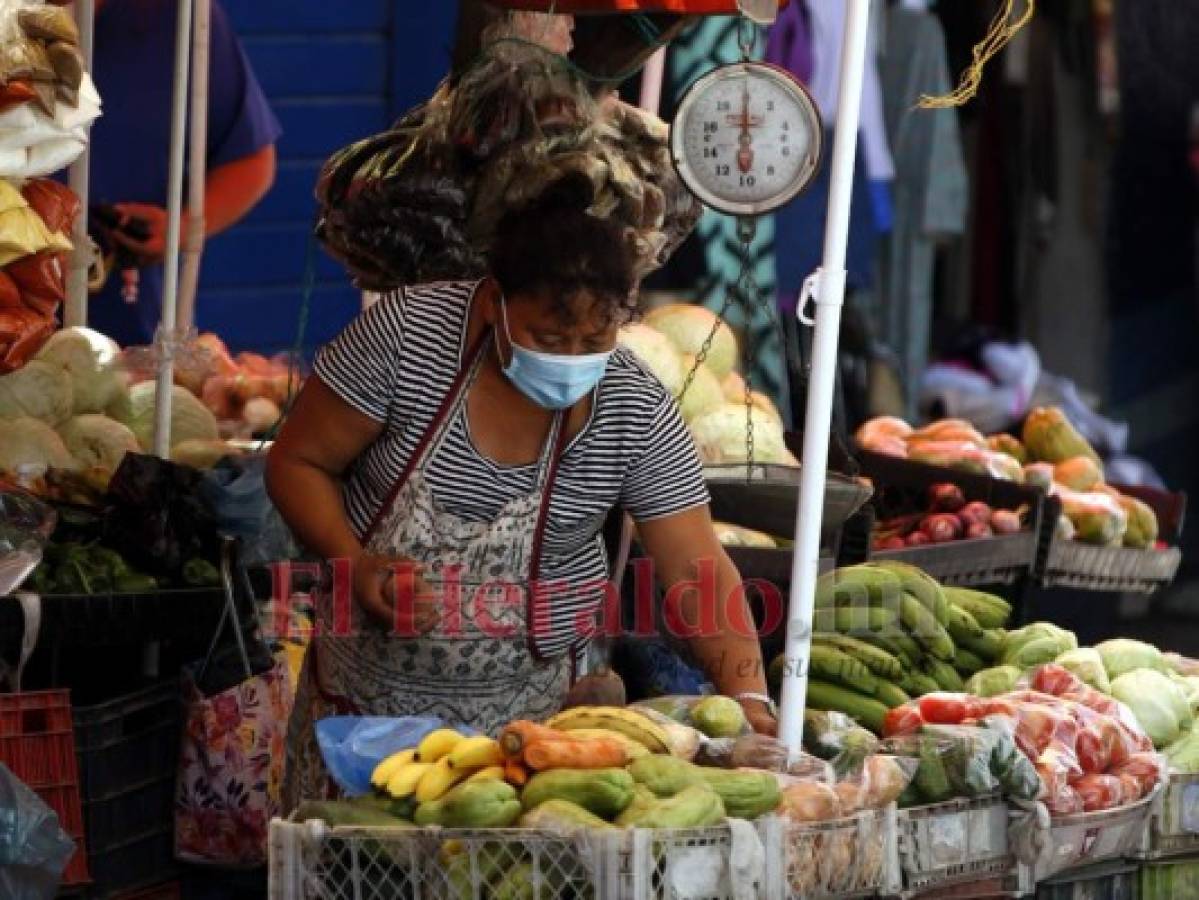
{"left": 1164, "top": 730, "right": 1199, "bottom": 774}
{"left": 617, "top": 323, "right": 684, "bottom": 395}
{"left": 58, "top": 415, "right": 138, "bottom": 473}
{"left": 1110, "top": 669, "right": 1188, "bottom": 748}
{"left": 0, "top": 359, "right": 74, "bottom": 425}
{"left": 688, "top": 403, "right": 789, "bottom": 465}
{"left": 964, "top": 665, "right": 1023, "bottom": 698}
{"left": 34, "top": 326, "right": 128, "bottom": 414}
{"left": 676, "top": 355, "right": 725, "bottom": 424}
{"left": 645, "top": 303, "right": 739, "bottom": 377}
{"left": 1055, "top": 647, "right": 1111, "bottom": 693}
{"left": 0, "top": 417, "right": 77, "bottom": 472}
{"left": 1000, "top": 622, "right": 1077, "bottom": 667}
{"left": 1097, "top": 638, "right": 1166, "bottom": 680}
{"left": 127, "top": 382, "right": 219, "bottom": 452}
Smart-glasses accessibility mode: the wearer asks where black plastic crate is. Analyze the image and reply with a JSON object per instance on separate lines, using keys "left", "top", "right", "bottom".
{"left": 1036, "top": 861, "right": 1139, "bottom": 900}
{"left": 84, "top": 827, "right": 177, "bottom": 899}
{"left": 83, "top": 775, "right": 176, "bottom": 856}
{"left": 74, "top": 682, "right": 180, "bottom": 802}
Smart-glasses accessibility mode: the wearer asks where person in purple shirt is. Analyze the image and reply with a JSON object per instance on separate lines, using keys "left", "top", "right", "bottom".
{"left": 87, "top": 0, "right": 282, "bottom": 347}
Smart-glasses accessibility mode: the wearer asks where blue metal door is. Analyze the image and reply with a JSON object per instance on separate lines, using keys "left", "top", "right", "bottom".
{"left": 197, "top": 0, "right": 455, "bottom": 354}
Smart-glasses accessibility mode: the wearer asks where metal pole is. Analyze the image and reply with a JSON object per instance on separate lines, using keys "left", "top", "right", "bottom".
{"left": 177, "top": 0, "right": 211, "bottom": 333}
{"left": 638, "top": 46, "right": 667, "bottom": 115}
{"left": 64, "top": 0, "right": 96, "bottom": 327}
{"left": 777, "top": 0, "right": 873, "bottom": 750}
{"left": 152, "top": 0, "right": 195, "bottom": 458}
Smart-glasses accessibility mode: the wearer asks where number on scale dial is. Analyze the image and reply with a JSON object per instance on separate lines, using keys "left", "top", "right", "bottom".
{"left": 672, "top": 63, "right": 821, "bottom": 217}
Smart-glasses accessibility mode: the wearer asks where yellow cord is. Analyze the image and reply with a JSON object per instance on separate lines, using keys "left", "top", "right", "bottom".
{"left": 918, "top": 0, "right": 1037, "bottom": 109}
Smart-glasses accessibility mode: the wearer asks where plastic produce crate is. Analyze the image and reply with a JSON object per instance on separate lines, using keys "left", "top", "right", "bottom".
{"left": 1035, "top": 861, "right": 1138, "bottom": 900}
{"left": 73, "top": 682, "right": 181, "bottom": 895}
{"left": 619, "top": 823, "right": 766, "bottom": 899}
{"left": 1021, "top": 794, "right": 1155, "bottom": 883}
{"left": 1139, "top": 856, "right": 1199, "bottom": 900}
{"left": 763, "top": 807, "right": 893, "bottom": 899}
{"left": 0, "top": 690, "right": 90, "bottom": 887}
{"left": 1135, "top": 772, "right": 1199, "bottom": 860}
{"left": 888, "top": 796, "right": 1017, "bottom": 897}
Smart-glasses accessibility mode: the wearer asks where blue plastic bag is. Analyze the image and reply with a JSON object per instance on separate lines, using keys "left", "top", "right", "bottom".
{"left": 315, "top": 716, "right": 477, "bottom": 797}
{"left": 0, "top": 764, "right": 76, "bottom": 900}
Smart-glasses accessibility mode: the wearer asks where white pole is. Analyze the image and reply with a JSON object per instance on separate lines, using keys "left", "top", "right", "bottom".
{"left": 152, "top": 0, "right": 194, "bottom": 458}
{"left": 638, "top": 46, "right": 667, "bottom": 115}
{"left": 777, "top": 0, "right": 873, "bottom": 750}
{"left": 178, "top": 0, "right": 211, "bottom": 333}
{"left": 65, "top": 0, "right": 96, "bottom": 327}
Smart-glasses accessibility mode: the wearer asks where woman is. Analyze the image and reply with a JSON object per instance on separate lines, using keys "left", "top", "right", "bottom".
{"left": 267, "top": 191, "right": 775, "bottom": 807}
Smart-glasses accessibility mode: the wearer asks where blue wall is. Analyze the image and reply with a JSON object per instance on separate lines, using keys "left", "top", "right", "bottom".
{"left": 194, "top": 1, "right": 456, "bottom": 355}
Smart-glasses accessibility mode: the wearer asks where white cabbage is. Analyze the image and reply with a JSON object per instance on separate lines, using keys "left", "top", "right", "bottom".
{"left": 645, "top": 303, "right": 739, "bottom": 377}
{"left": 0, "top": 360, "right": 73, "bottom": 424}
{"left": 58, "top": 414, "right": 139, "bottom": 472}
{"left": 617, "top": 323, "right": 683, "bottom": 395}
{"left": 677, "top": 355, "right": 725, "bottom": 423}
{"left": 127, "top": 382, "right": 219, "bottom": 451}
{"left": 34, "top": 326, "right": 128, "bottom": 414}
{"left": 0, "top": 417, "right": 77, "bottom": 472}
{"left": 688, "top": 403, "right": 789, "bottom": 464}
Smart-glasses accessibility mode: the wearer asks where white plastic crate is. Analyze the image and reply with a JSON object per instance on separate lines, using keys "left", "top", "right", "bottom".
{"left": 888, "top": 795, "right": 1017, "bottom": 897}
{"left": 268, "top": 819, "right": 618, "bottom": 899}
{"left": 760, "top": 807, "right": 894, "bottom": 900}
{"left": 1136, "top": 773, "right": 1199, "bottom": 860}
{"left": 1021, "top": 793, "right": 1155, "bottom": 883}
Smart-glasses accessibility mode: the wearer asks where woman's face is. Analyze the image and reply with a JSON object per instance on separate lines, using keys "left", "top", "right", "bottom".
{"left": 490, "top": 283, "right": 621, "bottom": 358}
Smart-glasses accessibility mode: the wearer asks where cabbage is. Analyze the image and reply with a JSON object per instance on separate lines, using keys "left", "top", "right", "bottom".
{"left": 712, "top": 521, "right": 776, "bottom": 548}
{"left": 677, "top": 355, "right": 725, "bottom": 423}
{"left": 617, "top": 323, "right": 683, "bottom": 395}
{"left": 0, "top": 417, "right": 77, "bottom": 473}
{"left": 964, "top": 665, "right": 1023, "bottom": 698}
{"left": 1164, "top": 730, "right": 1199, "bottom": 774}
{"left": 750, "top": 390, "right": 783, "bottom": 424}
{"left": 688, "top": 403, "right": 789, "bottom": 464}
{"left": 721, "top": 371, "right": 745, "bottom": 402}
{"left": 1055, "top": 647, "right": 1111, "bottom": 693}
{"left": 34, "top": 326, "right": 128, "bottom": 414}
{"left": 1166, "top": 671, "right": 1199, "bottom": 715}
{"left": 1110, "top": 669, "right": 1188, "bottom": 748}
{"left": 58, "top": 415, "right": 139, "bottom": 473}
{"left": 1097, "top": 638, "right": 1166, "bottom": 680}
{"left": 127, "top": 382, "right": 219, "bottom": 451}
{"left": 0, "top": 360, "right": 74, "bottom": 424}
{"left": 645, "top": 303, "right": 739, "bottom": 376}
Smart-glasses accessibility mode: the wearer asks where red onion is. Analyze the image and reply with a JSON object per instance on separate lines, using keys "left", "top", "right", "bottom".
{"left": 921, "top": 513, "right": 963, "bottom": 543}
{"left": 928, "top": 483, "right": 966, "bottom": 513}
{"left": 958, "top": 501, "right": 993, "bottom": 527}
{"left": 906, "top": 530, "right": 932, "bottom": 547}
{"left": 875, "top": 535, "right": 907, "bottom": 551}
{"left": 964, "top": 521, "right": 994, "bottom": 540}
{"left": 991, "top": 509, "right": 1022, "bottom": 534}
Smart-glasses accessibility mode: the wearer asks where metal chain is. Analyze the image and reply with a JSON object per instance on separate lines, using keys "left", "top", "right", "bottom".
{"left": 677, "top": 287, "right": 736, "bottom": 403}
{"left": 735, "top": 217, "right": 759, "bottom": 478}
{"left": 737, "top": 17, "right": 759, "bottom": 62}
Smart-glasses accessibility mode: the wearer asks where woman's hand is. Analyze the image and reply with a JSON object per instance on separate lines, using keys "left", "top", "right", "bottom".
{"left": 352, "top": 554, "right": 440, "bottom": 635}
{"left": 740, "top": 700, "right": 779, "bottom": 737}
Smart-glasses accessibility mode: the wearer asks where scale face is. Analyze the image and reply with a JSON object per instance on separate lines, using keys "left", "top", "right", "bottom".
{"left": 671, "top": 62, "right": 823, "bottom": 217}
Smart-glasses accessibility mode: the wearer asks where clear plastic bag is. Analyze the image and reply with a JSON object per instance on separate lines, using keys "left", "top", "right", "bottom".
{"left": 315, "top": 716, "right": 477, "bottom": 797}
{"left": 694, "top": 732, "right": 833, "bottom": 782}
{"left": 831, "top": 753, "right": 918, "bottom": 813}
{"left": 0, "top": 484, "right": 54, "bottom": 594}
{"left": 0, "top": 762, "right": 76, "bottom": 900}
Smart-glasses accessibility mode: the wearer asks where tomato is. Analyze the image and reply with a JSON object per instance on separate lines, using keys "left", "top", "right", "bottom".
{"left": 917, "top": 693, "right": 970, "bottom": 725}
{"left": 883, "top": 704, "right": 924, "bottom": 737}
{"left": 1109, "top": 752, "right": 1165, "bottom": 798}
{"left": 1073, "top": 774, "right": 1125, "bottom": 812}
{"left": 1031, "top": 664, "right": 1082, "bottom": 697}
{"left": 1117, "top": 773, "right": 1144, "bottom": 802}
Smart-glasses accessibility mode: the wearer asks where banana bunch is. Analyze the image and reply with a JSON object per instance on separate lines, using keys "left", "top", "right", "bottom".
{"left": 371, "top": 729, "right": 506, "bottom": 803}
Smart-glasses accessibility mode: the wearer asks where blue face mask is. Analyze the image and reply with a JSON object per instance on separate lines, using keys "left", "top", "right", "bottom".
{"left": 497, "top": 297, "right": 612, "bottom": 410}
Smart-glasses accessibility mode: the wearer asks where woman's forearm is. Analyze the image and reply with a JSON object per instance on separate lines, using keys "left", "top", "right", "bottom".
{"left": 681, "top": 552, "right": 768, "bottom": 699}
{"left": 265, "top": 455, "right": 363, "bottom": 564}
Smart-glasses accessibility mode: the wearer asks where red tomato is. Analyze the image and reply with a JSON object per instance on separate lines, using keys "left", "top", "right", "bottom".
{"left": 1031, "top": 664, "right": 1082, "bottom": 697}
{"left": 918, "top": 693, "right": 971, "bottom": 725}
{"left": 1109, "top": 752, "right": 1165, "bottom": 798}
{"left": 883, "top": 704, "right": 925, "bottom": 737}
{"left": 1073, "top": 774, "right": 1125, "bottom": 812}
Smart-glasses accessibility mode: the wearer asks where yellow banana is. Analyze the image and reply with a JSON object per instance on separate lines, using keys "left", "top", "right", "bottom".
{"left": 447, "top": 736, "right": 504, "bottom": 770}
{"left": 385, "top": 761, "right": 433, "bottom": 799}
{"left": 465, "top": 765, "right": 506, "bottom": 783}
{"left": 416, "top": 728, "right": 464, "bottom": 763}
{"left": 370, "top": 748, "right": 417, "bottom": 789}
{"left": 415, "top": 757, "right": 471, "bottom": 803}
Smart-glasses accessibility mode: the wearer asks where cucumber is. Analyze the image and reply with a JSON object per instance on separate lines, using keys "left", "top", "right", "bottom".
{"left": 898, "top": 593, "right": 956, "bottom": 661}
{"left": 809, "top": 644, "right": 879, "bottom": 694}
{"left": 953, "top": 647, "right": 986, "bottom": 676}
{"left": 922, "top": 657, "right": 965, "bottom": 692}
{"left": 959, "top": 628, "right": 1005, "bottom": 662}
{"left": 944, "top": 603, "right": 984, "bottom": 644}
{"left": 812, "top": 633, "right": 906, "bottom": 681}
{"left": 943, "top": 587, "right": 1011, "bottom": 629}
{"left": 873, "top": 680, "right": 912, "bottom": 709}
{"left": 901, "top": 671, "right": 941, "bottom": 697}
{"left": 812, "top": 606, "right": 899, "bottom": 636}
{"left": 806, "top": 680, "right": 889, "bottom": 733}
{"left": 293, "top": 800, "right": 413, "bottom": 828}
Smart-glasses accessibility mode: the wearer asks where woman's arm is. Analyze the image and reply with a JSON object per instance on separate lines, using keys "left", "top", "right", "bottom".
{"left": 637, "top": 505, "right": 776, "bottom": 735}
{"left": 266, "top": 378, "right": 430, "bottom": 628}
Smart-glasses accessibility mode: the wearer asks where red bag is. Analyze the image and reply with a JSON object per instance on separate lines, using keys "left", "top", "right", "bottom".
{"left": 20, "top": 180, "right": 80, "bottom": 235}
{"left": 0, "top": 80, "right": 35, "bottom": 114}
{"left": 7, "top": 251, "right": 66, "bottom": 315}
{"left": 0, "top": 309, "right": 55, "bottom": 373}
{"left": 1072, "top": 774, "right": 1126, "bottom": 812}
{"left": 0, "top": 272, "right": 20, "bottom": 309}
{"left": 1108, "top": 752, "right": 1165, "bottom": 800}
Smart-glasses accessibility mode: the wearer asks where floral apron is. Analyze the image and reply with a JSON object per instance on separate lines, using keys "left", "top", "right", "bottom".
{"left": 283, "top": 330, "right": 573, "bottom": 809}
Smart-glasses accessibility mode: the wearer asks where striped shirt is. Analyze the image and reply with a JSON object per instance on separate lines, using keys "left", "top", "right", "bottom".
{"left": 314, "top": 281, "right": 709, "bottom": 655}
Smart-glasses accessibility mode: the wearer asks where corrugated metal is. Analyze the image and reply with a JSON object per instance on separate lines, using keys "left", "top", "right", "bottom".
{"left": 195, "top": 1, "right": 455, "bottom": 354}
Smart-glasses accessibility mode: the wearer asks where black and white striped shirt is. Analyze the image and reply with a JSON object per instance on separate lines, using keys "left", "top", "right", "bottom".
{"left": 314, "top": 281, "right": 709, "bottom": 655}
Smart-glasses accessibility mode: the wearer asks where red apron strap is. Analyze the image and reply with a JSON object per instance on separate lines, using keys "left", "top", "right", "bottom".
{"left": 361, "top": 328, "right": 492, "bottom": 543}
{"left": 308, "top": 642, "right": 361, "bottom": 717}
{"left": 526, "top": 410, "right": 571, "bottom": 662}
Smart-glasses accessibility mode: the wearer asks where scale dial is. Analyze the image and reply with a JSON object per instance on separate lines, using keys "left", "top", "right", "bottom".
{"left": 671, "top": 62, "right": 822, "bottom": 217}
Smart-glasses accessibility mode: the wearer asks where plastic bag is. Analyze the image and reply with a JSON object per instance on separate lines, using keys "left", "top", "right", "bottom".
{"left": 21, "top": 179, "right": 78, "bottom": 235}
{"left": 632, "top": 694, "right": 752, "bottom": 738}
{"left": 0, "top": 763, "right": 76, "bottom": 900}
{"left": 0, "top": 308, "right": 54, "bottom": 372}
{"left": 803, "top": 709, "right": 880, "bottom": 764}
{"left": 0, "top": 483, "right": 54, "bottom": 594}
{"left": 694, "top": 732, "right": 833, "bottom": 782}
{"left": 315, "top": 716, "right": 474, "bottom": 797}
{"left": 202, "top": 456, "right": 301, "bottom": 565}
{"left": 7, "top": 251, "right": 67, "bottom": 315}
{"left": 831, "top": 754, "right": 918, "bottom": 813}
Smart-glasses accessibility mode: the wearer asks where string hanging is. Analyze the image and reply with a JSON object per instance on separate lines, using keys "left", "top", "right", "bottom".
{"left": 917, "top": 0, "right": 1036, "bottom": 109}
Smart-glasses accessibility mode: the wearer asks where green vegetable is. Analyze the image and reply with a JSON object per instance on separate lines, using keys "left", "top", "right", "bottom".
{"left": 1000, "top": 622, "right": 1077, "bottom": 668}
{"left": 812, "top": 633, "right": 906, "bottom": 680}
{"left": 1164, "top": 730, "right": 1199, "bottom": 774}
{"left": 899, "top": 594, "right": 955, "bottom": 661}
{"left": 115, "top": 573, "right": 158, "bottom": 593}
{"left": 182, "top": 558, "right": 220, "bottom": 587}
{"left": 806, "top": 681, "right": 888, "bottom": 733}
{"left": 953, "top": 648, "right": 986, "bottom": 676}
{"left": 873, "top": 681, "right": 912, "bottom": 709}
{"left": 944, "top": 603, "right": 984, "bottom": 644}
{"left": 901, "top": 671, "right": 941, "bottom": 697}
{"left": 923, "top": 658, "right": 965, "bottom": 692}
{"left": 960, "top": 628, "right": 1005, "bottom": 662}
{"left": 942, "top": 587, "right": 1011, "bottom": 629}
{"left": 1097, "top": 638, "right": 1167, "bottom": 680}
{"left": 812, "top": 606, "right": 899, "bottom": 635}
{"left": 1055, "top": 647, "right": 1112, "bottom": 693}
{"left": 914, "top": 735, "right": 953, "bottom": 802}
{"left": 1111, "top": 669, "right": 1189, "bottom": 748}
{"left": 809, "top": 644, "right": 879, "bottom": 695}
{"left": 964, "top": 666, "right": 1023, "bottom": 698}
{"left": 802, "top": 709, "right": 880, "bottom": 761}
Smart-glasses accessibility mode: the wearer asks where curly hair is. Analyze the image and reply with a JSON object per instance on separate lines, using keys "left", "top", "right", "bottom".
{"left": 487, "top": 178, "right": 640, "bottom": 328}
